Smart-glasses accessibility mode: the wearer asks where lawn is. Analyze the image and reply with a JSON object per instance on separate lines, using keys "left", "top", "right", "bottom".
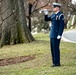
{"left": 0, "top": 33, "right": 76, "bottom": 75}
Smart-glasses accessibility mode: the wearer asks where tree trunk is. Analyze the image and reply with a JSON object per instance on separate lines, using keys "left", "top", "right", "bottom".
{"left": 0, "top": 0, "right": 14, "bottom": 47}
{"left": 0, "top": 0, "right": 35, "bottom": 47}
{"left": 17, "top": 0, "right": 35, "bottom": 42}
{"left": 28, "top": 3, "right": 32, "bottom": 31}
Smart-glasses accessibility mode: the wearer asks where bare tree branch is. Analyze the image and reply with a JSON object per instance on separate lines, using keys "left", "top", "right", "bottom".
{"left": 31, "top": 0, "right": 39, "bottom": 12}
{"left": 0, "top": 0, "right": 3, "bottom": 2}
{"left": 32, "top": 0, "right": 39, "bottom": 5}
{"left": 31, "top": 0, "right": 50, "bottom": 14}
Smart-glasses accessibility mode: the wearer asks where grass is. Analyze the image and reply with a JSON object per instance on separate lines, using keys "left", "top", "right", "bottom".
{"left": 0, "top": 33, "right": 76, "bottom": 75}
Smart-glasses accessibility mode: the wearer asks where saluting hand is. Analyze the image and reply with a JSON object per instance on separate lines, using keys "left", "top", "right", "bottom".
{"left": 43, "top": 9, "right": 48, "bottom": 15}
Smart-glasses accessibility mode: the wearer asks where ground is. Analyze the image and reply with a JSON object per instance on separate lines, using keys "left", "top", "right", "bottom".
{"left": 0, "top": 55, "right": 35, "bottom": 66}
{"left": 0, "top": 32, "right": 76, "bottom": 75}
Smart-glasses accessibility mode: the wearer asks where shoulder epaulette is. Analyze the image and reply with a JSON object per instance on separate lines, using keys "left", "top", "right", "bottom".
{"left": 59, "top": 14, "right": 64, "bottom": 20}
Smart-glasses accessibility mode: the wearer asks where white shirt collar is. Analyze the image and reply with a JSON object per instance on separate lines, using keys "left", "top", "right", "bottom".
{"left": 55, "top": 11, "right": 59, "bottom": 14}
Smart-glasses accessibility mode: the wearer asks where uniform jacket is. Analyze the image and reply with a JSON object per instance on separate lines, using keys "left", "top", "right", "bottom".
{"left": 45, "top": 12, "right": 64, "bottom": 38}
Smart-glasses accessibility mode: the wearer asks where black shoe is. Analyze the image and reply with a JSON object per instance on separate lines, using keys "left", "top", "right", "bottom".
{"left": 51, "top": 64, "right": 61, "bottom": 67}
{"left": 51, "top": 64, "right": 56, "bottom": 67}
{"left": 56, "top": 64, "right": 61, "bottom": 66}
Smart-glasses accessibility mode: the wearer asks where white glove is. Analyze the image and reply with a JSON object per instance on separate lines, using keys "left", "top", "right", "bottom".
{"left": 57, "top": 35, "right": 61, "bottom": 39}
{"left": 43, "top": 9, "right": 48, "bottom": 15}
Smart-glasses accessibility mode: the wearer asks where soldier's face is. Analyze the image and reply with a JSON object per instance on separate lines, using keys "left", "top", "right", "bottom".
{"left": 53, "top": 7, "right": 60, "bottom": 12}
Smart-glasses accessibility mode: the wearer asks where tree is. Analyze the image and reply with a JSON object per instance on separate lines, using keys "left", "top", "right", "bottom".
{"left": 27, "top": 0, "right": 50, "bottom": 31}
{"left": 59, "top": 0, "right": 76, "bottom": 28}
{"left": 0, "top": 0, "right": 35, "bottom": 47}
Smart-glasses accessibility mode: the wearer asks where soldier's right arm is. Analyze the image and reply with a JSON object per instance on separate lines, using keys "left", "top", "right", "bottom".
{"left": 45, "top": 15, "right": 51, "bottom": 21}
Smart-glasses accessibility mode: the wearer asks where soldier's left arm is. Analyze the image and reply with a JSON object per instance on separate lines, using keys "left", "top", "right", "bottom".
{"left": 58, "top": 14, "right": 64, "bottom": 36}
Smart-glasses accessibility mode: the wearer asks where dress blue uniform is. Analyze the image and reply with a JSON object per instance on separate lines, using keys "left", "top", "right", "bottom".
{"left": 45, "top": 3, "right": 64, "bottom": 66}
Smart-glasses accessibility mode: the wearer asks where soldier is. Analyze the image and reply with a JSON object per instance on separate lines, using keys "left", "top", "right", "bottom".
{"left": 44, "top": 2, "right": 64, "bottom": 67}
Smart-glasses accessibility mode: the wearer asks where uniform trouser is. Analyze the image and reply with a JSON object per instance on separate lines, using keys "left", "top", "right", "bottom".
{"left": 50, "top": 38, "right": 61, "bottom": 65}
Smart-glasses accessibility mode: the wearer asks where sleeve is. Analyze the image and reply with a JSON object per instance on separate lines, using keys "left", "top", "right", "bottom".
{"left": 58, "top": 14, "right": 64, "bottom": 36}
{"left": 45, "top": 15, "right": 51, "bottom": 21}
